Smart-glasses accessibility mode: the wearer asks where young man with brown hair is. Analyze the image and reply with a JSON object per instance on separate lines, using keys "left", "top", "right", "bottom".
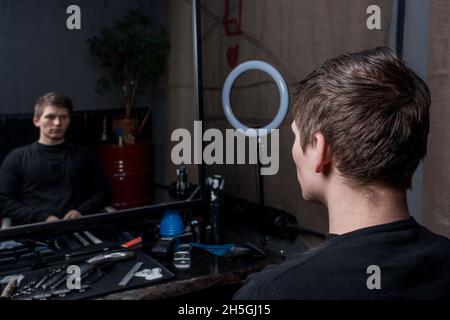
{"left": 234, "top": 47, "right": 450, "bottom": 299}
{"left": 0, "top": 92, "right": 108, "bottom": 225}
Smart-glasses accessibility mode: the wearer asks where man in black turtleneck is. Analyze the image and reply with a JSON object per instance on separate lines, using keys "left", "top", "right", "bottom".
{"left": 234, "top": 48, "right": 450, "bottom": 299}
{"left": 0, "top": 92, "right": 108, "bottom": 225}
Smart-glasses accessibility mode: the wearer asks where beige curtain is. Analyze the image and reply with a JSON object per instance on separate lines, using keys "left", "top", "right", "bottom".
{"left": 166, "top": 0, "right": 392, "bottom": 233}
{"left": 423, "top": 0, "right": 450, "bottom": 238}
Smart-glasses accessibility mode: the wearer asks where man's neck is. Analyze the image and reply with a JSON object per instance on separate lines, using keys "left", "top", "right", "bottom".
{"left": 38, "top": 137, "right": 65, "bottom": 146}
{"left": 326, "top": 182, "right": 410, "bottom": 235}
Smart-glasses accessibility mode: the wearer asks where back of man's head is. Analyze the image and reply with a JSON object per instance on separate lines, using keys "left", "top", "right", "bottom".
{"left": 34, "top": 92, "right": 73, "bottom": 118}
{"left": 293, "top": 47, "right": 430, "bottom": 189}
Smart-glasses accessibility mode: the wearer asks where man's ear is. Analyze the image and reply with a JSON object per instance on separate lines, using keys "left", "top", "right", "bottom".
{"left": 33, "top": 116, "right": 40, "bottom": 128}
{"left": 313, "top": 132, "right": 331, "bottom": 173}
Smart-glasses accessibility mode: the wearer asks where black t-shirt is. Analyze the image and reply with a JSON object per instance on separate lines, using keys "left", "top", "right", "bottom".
{"left": 0, "top": 142, "right": 109, "bottom": 224}
{"left": 234, "top": 217, "right": 450, "bottom": 300}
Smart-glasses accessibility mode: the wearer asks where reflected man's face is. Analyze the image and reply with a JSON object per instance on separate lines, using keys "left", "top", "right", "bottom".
{"left": 34, "top": 105, "right": 70, "bottom": 143}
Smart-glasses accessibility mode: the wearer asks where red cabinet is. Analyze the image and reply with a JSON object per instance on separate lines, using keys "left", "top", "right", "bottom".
{"left": 96, "top": 141, "right": 151, "bottom": 209}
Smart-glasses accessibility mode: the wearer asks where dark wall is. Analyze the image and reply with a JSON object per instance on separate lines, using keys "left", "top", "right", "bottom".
{"left": 0, "top": 0, "right": 164, "bottom": 114}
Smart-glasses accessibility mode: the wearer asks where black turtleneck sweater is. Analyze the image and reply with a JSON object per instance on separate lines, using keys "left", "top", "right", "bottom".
{"left": 0, "top": 142, "right": 109, "bottom": 225}
{"left": 234, "top": 218, "right": 450, "bottom": 300}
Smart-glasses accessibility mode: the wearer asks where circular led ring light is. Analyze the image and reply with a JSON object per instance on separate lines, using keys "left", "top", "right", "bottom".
{"left": 222, "top": 60, "right": 289, "bottom": 137}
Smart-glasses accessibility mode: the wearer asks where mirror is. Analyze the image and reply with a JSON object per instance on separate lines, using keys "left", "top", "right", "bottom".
{"left": 0, "top": 0, "right": 203, "bottom": 230}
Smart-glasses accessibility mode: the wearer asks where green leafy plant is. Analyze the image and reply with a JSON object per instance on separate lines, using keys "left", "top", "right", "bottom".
{"left": 87, "top": 9, "right": 170, "bottom": 117}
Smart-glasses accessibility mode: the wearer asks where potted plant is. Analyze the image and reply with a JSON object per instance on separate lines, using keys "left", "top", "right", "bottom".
{"left": 87, "top": 9, "right": 170, "bottom": 144}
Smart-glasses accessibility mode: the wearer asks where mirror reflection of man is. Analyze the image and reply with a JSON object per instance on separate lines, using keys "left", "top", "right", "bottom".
{"left": 0, "top": 92, "right": 109, "bottom": 225}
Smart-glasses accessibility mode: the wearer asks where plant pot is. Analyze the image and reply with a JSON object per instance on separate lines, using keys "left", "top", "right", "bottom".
{"left": 112, "top": 114, "right": 139, "bottom": 144}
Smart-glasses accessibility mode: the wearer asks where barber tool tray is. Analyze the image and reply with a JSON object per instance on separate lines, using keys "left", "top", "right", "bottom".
{"left": 1, "top": 249, "right": 174, "bottom": 300}
{"left": 0, "top": 234, "right": 174, "bottom": 300}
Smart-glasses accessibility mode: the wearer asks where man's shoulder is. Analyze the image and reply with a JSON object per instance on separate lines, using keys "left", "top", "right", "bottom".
{"left": 234, "top": 242, "right": 335, "bottom": 299}
{"left": 11, "top": 142, "right": 36, "bottom": 153}
{"left": 3, "top": 143, "right": 36, "bottom": 161}
{"left": 0, "top": 144, "right": 37, "bottom": 173}
{"left": 418, "top": 224, "right": 450, "bottom": 253}
{"left": 235, "top": 221, "right": 450, "bottom": 300}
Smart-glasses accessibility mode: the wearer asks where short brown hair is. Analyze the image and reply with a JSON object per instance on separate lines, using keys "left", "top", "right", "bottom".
{"left": 34, "top": 92, "right": 73, "bottom": 118}
{"left": 293, "top": 47, "right": 430, "bottom": 189}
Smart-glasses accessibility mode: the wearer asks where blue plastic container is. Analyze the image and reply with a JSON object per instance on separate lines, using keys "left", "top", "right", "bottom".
{"left": 160, "top": 210, "right": 184, "bottom": 237}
